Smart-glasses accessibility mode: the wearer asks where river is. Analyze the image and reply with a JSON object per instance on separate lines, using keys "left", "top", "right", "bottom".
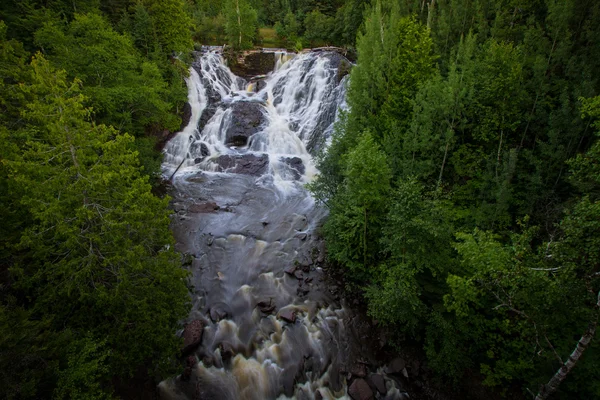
{"left": 158, "top": 48, "right": 407, "bottom": 400}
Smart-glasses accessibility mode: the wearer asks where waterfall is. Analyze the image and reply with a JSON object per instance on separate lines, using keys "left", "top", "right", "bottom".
{"left": 159, "top": 50, "right": 402, "bottom": 400}
{"left": 162, "top": 50, "right": 348, "bottom": 190}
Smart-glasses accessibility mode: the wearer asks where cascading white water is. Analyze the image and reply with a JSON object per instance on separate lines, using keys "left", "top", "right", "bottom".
{"left": 162, "top": 50, "right": 347, "bottom": 191}
{"left": 159, "top": 50, "right": 404, "bottom": 400}
{"left": 162, "top": 68, "right": 207, "bottom": 172}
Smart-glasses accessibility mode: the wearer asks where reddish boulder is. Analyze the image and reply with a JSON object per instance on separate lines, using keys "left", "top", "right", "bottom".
{"left": 349, "top": 378, "right": 374, "bottom": 400}
{"left": 278, "top": 309, "right": 296, "bottom": 323}
{"left": 182, "top": 320, "right": 205, "bottom": 355}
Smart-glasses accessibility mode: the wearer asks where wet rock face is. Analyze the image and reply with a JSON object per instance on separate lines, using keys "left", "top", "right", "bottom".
{"left": 181, "top": 355, "right": 197, "bottom": 381}
{"left": 280, "top": 156, "right": 305, "bottom": 180}
{"left": 180, "top": 102, "right": 193, "bottom": 131}
{"left": 224, "top": 101, "right": 266, "bottom": 146}
{"left": 214, "top": 153, "right": 269, "bottom": 175}
{"left": 322, "top": 52, "right": 353, "bottom": 83}
{"left": 188, "top": 201, "right": 219, "bottom": 213}
{"left": 253, "top": 79, "right": 267, "bottom": 92}
{"left": 190, "top": 142, "right": 210, "bottom": 164}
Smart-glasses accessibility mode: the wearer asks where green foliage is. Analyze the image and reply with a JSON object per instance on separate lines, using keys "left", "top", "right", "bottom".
{"left": 366, "top": 179, "right": 455, "bottom": 330}
{"left": 145, "top": 0, "right": 193, "bottom": 54}
{"left": 323, "top": 131, "right": 391, "bottom": 273}
{"left": 0, "top": 51, "right": 189, "bottom": 397}
{"left": 275, "top": 11, "right": 300, "bottom": 47}
{"left": 303, "top": 9, "right": 335, "bottom": 46}
{"left": 0, "top": 1, "right": 195, "bottom": 397}
{"left": 10, "top": 54, "right": 189, "bottom": 375}
{"left": 0, "top": 304, "right": 67, "bottom": 399}
{"left": 315, "top": 0, "right": 600, "bottom": 397}
{"left": 54, "top": 337, "right": 113, "bottom": 400}
{"left": 224, "top": 0, "right": 258, "bottom": 50}
{"left": 34, "top": 13, "right": 180, "bottom": 138}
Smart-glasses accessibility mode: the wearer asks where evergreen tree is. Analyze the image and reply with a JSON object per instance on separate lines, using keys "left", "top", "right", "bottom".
{"left": 323, "top": 131, "right": 391, "bottom": 274}
{"left": 0, "top": 53, "right": 189, "bottom": 397}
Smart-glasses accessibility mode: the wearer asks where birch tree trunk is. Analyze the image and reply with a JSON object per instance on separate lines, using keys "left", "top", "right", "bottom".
{"left": 427, "top": 0, "right": 436, "bottom": 29}
{"left": 236, "top": 0, "right": 242, "bottom": 49}
{"left": 535, "top": 291, "right": 600, "bottom": 400}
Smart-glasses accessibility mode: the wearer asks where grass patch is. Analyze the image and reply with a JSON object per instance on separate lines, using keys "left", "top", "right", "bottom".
{"left": 258, "top": 27, "right": 285, "bottom": 48}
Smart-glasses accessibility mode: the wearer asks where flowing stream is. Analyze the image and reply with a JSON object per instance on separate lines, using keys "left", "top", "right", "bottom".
{"left": 159, "top": 49, "right": 405, "bottom": 400}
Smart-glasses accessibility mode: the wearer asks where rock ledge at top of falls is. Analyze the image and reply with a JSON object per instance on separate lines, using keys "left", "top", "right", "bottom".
{"left": 224, "top": 47, "right": 354, "bottom": 81}
{"left": 228, "top": 51, "right": 277, "bottom": 80}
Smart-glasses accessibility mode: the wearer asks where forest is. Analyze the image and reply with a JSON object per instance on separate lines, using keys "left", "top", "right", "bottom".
{"left": 309, "top": 0, "right": 600, "bottom": 399}
{"left": 0, "top": 0, "right": 599, "bottom": 399}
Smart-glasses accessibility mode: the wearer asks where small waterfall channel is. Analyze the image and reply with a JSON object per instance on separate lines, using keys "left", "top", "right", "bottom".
{"left": 159, "top": 48, "right": 406, "bottom": 400}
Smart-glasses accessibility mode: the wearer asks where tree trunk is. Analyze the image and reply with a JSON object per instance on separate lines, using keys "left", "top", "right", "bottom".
{"left": 438, "top": 138, "right": 450, "bottom": 188}
{"left": 427, "top": 0, "right": 436, "bottom": 30}
{"left": 496, "top": 128, "right": 503, "bottom": 179}
{"left": 535, "top": 291, "right": 600, "bottom": 400}
{"left": 236, "top": 0, "right": 242, "bottom": 49}
{"left": 363, "top": 207, "right": 367, "bottom": 268}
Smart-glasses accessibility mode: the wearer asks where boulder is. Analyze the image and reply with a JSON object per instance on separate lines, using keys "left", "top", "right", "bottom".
{"left": 209, "top": 304, "right": 229, "bottom": 322}
{"left": 182, "top": 320, "right": 205, "bottom": 355}
{"left": 188, "top": 201, "right": 219, "bottom": 213}
{"left": 368, "top": 374, "right": 386, "bottom": 395}
{"left": 278, "top": 309, "right": 296, "bottom": 323}
{"left": 296, "top": 388, "right": 310, "bottom": 400}
{"left": 386, "top": 358, "right": 406, "bottom": 375}
{"left": 202, "top": 355, "right": 214, "bottom": 368}
{"left": 295, "top": 233, "right": 308, "bottom": 241}
{"left": 351, "top": 363, "right": 367, "bottom": 378}
{"left": 219, "top": 341, "right": 235, "bottom": 361}
{"left": 348, "top": 378, "right": 374, "bottom": 400}
{"left": 215, "top": 153, "right": 269, "bottom": 176}
{"left": 190, "top": 141, "right": 210, "bottom": 163}
{"left": 284, "top": 265, "right": 297, "bottom": 276}
{"left": 224, "top": 102, "right": 265, "bottom": 146}
{"left": 257, "top": 299, "right": 276, "bottom": 314}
